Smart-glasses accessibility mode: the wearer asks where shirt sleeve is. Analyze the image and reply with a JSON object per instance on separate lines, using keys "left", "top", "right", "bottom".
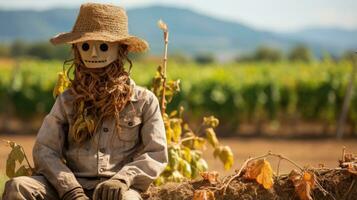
{"left": 112, "top": 90, "right": 168, "bottom": 192}
{"left": 32, "top": 93, "right": 82, "bottom": 198}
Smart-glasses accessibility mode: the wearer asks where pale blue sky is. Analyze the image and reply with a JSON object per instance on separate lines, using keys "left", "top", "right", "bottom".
{"left": 0, "top": 0, "right": 356, "bottom": 32}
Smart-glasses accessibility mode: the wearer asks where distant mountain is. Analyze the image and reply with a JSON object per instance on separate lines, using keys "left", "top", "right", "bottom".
{"left": 127, "top": 6, "right": 300, "bottom": 55}
{"left": 0, "top": 5, "right": 355, "bottom": 57}
{"left": 284, "top": 27, "right": 357, "bottom": 51}
{"left": 0, "top": 9, "right": 76, "bottom": 41}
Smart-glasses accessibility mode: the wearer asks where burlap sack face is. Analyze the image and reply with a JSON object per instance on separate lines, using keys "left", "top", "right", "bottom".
{"left": 50, "top": 3, "right": 148, "bottom": 53}
{"left": 76, "top": 41, "right": 120, "bottom": 68}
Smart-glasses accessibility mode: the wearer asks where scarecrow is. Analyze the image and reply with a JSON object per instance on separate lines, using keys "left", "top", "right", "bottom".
{"left": 3, "top": 3, "right": 168, "bottom": 200}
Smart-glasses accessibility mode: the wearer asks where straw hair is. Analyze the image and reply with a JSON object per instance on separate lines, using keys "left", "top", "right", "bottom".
{"left": 66, "top": 44, "right": 133, "bottom": 143}
{"left": 50, "top": 3, "right": 148, "bottom": 52}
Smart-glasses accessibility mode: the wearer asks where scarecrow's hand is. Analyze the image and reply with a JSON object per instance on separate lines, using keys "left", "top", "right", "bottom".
{"left": 62, "top": 187, "right": 89, "bottom": 200}
{"left": 93, "top": 179, "right": 128, "bottom": 200}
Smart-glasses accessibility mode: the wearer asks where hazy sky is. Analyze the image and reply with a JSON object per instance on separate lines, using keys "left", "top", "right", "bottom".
{"left": 0, "top": 0, "right": 356, "bottom": 32}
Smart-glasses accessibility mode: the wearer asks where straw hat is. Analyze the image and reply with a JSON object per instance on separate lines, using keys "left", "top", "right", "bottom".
{"left": 50, "top": 3, "right": 148, "bottom": 52}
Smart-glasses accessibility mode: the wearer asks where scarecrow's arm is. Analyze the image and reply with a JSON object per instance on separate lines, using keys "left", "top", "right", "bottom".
{"left": 32, "top": 94, "right": 82, "bottom": 198}
{"left": 112, "top": 90, "right": 168, "bottom": 192}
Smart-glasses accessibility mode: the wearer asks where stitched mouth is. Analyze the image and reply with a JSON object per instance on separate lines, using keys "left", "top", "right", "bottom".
{"left": 84, "top": 59, "right": 107, "bottom": 63}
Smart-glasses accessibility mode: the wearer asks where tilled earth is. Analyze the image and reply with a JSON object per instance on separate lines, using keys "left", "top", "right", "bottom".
{"left": 143, "top": 169, "right": 357, "bottom": 200}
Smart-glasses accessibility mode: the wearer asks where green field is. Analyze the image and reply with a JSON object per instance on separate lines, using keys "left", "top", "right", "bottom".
{"left": 0, "top": 58, "right": 356, "bottom": 135}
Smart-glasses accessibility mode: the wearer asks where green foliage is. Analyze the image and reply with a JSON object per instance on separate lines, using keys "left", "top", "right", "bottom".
{"left": 27, "top": 42, "right": 71, "bottom": 60}
{"left": 0, "top": 59, "right": 356, "bottom": 130}
{"left": 6, "top": 40, "right": 72, "bottom": 60}
{"left": 341, "top": 50, "right": 356, "bottom": 63}
{"left": 151, "top": 65, "right": 234, "bottom": 185}
{"left": 288, "top": 44, "right": 313, "bottom": 63}
{"left": 0, "top": 44, "right": 10, "bottom": 57}
{"left": 194, "top": 53, "right": 215, "bottom": 64}
{"left": 10, "top": 40, "right": 28, "bottom": 58}
{"left": 252, "top": 46, "right": 283, "bottom": 62}
{"left": 170, "top": 52, "right": 191, "bottom": 64}
{"left": 0, "top": 59, "right": 60, "bottom": 118}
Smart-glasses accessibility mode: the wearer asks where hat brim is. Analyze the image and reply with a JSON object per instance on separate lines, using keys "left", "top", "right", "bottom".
{"left": 50, "top": 32, "right": 149, "bottom": 53}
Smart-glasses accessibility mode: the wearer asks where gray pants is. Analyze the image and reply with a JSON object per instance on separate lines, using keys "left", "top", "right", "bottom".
{"left": 2, "top": 176, "right": 143, "bottom": 200}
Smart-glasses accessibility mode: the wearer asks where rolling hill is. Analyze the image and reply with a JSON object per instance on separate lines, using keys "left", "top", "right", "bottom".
{"left": 0, "top": 5, "right": 355, "bottom": 57}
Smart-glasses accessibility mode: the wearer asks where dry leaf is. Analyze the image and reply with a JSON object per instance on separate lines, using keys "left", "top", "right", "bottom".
{"left": 244, "top": 159, "right": 274, "bottom": 189}
{"left": 203, "top": 116, "right": 219, "bottom": 128}
{"left": 256, "top": 160, "right": 274, "bottom": 189}
{"left": 53, "top": 71, "right": 70, "bottom": 98}
{"left": 193, "top": 189, "right": 215, "bottom": 200}
{"left": 289, "top": 170, "right": 315, "bottom": 200}
{"left": 200, "top": 171, "right": 219, "bottom": 184}
{"left": 296, "top": 181, "right": 313, "bottom": 200}
{"left": 4, "top": 140, "right": 33, "bottom": 178}
{"left": 213, "top": 146, "right": 234, "bottom": 170}
{"left": 302, "top": 172, "right": 315, "bottom": 188}
{"left": 14, "top": 165, "right": 32, "bottom": 177}
{"left": 244, "top": 159, "right": 265, "bottom": 180}
{"left": 205, "top": 128, "right": 219, "bottom": 148}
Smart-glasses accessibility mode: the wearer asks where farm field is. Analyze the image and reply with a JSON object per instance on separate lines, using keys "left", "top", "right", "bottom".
{"left": 1, "top": 58, "right": 357, "bottom": 137}
{"left": 0, "top": 2, "right": 356, "bottom": 198}
{"left": 1, "top": 135, "right": 356, "bottom": 189}
{"left": 1, "top": 58, "right": 356, "bottom": 198}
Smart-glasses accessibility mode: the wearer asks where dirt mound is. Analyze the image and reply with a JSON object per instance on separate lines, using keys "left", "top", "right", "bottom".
{"left": 143, "top": 169, "right": 356, "bottom": 200}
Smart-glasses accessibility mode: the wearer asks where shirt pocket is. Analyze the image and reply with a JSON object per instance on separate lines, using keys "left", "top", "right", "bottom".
{"left": 114, "top": 115, "right": 142, "bottom": 152}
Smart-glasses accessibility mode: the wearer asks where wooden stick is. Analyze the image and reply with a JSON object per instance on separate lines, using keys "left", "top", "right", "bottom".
{"left": 161, "top": 31, "right": 169, "bottom": 115}
{"left": 157, "top": 20, "right": 169, "bottom": 115}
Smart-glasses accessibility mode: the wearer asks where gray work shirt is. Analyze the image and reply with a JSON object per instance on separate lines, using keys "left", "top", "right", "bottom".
{"left": 32, "top": 78, "right": 168, "bottom": 198}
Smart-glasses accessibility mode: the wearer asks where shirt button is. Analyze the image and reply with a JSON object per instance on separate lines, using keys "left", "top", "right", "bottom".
{"left": 128, "top": 121, "right": 133, "bottom": 126}
{"left": 99, "top": 168, "right": 104, "bottom": 172}
{"left": 103, "top": 127, "right": 109, "bottom": 132}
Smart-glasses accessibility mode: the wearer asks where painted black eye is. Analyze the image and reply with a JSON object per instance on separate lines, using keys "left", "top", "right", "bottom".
{"left": 100, "top": 43, "right": 108, "bottom": 52}
{"left": 81, "top": 43, "right": 90, "bottom": 51}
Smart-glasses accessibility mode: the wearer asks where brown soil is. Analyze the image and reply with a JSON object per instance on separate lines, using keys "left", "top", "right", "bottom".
{"left": 143, "top": 169, "right": 357, "bottom": 200}
{"left": 1, "top": 135, "right": 357, "bottom": 176}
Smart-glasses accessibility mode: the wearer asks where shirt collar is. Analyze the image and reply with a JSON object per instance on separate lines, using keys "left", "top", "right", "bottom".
{"left": 129, "top": 77, "right": 138, "bottom": 102}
